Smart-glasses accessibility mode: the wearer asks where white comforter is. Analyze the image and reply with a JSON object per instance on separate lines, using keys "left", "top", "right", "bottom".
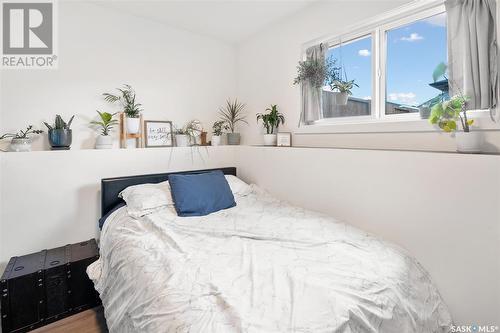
{"left": 88, "top": 185, "right": 452, "bottom": 333}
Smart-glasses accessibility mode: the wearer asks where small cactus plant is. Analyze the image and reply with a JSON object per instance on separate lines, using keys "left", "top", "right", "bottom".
{"left": 44, "top": 115, "right": 74, "bottom": 149}
{"left": 44, "top": 115, "right": 75, "bottom": 131}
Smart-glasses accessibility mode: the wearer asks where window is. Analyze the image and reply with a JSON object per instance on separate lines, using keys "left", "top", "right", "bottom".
{"left": 316, "top": 4, "right": 449, "bottom": 123}
{"left": 322, "top": 35, "right": 373, "bottom": 119}
{"left": 385, "top": 13, "right": 448, "bottom": 116}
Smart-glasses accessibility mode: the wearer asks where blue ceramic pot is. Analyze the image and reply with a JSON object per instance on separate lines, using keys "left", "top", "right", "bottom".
{"left": 48, "top": 129, "right": 72, "bottom": 149}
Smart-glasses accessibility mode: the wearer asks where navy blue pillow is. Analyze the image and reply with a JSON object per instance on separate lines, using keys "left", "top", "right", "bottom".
{"left": 168, "top": 171, "right": 236, "bottom": 217}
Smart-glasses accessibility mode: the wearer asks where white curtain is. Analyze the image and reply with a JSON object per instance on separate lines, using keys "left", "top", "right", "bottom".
{"left": 446, "top": 0, "right": 498, "bottom": 117}
{"left": 300, "top": 43, "right": 328, "bottom": 125}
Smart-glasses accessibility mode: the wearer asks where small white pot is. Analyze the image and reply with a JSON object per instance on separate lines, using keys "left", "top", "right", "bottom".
{"left": 263, "top": 134, "right": 277, "bottom": 146}
{"left": 175, "top": 134, "right": 190, "bottom": 147}
{"left": 95, "top": 135, "right": 113, "bottom": 149}
{"left": 126, "top": 117, "right": 140, "bottom": 134}
{"left": 9, "top": 138, "right": 32, "bottom": 152}
{"left": 333, "top": 91, "right": 349, "bottom": 105}
{"left": 455, "top": 131, "right": 483, "bottom": 153}
{"left": 212, "top": 135, "right": 222, "bottom": 146}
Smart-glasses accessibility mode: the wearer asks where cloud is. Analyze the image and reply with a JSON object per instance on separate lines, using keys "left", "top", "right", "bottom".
{"left": 400, "top": 33, "right": 424, "bottom": 42}
{"left": 424, "top": 13, "right": 446, "bottom": 27}
{"left": 358, "top": 49, "right": 371, "bottom": 57}
{"left": 388, "top": 92, "right": 417, "bottom": 105}
{"left": 363, "top": 96, "right": 371, "bottom": 100}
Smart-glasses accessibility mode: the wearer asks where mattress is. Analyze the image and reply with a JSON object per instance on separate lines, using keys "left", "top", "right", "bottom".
{"left": 88, "top": 185, "right": 452, "bottom": 332}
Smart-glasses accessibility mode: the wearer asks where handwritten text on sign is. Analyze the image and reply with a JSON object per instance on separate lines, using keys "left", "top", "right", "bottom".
{"left": 145, "top": 121, "right": 172, "bottom": 147}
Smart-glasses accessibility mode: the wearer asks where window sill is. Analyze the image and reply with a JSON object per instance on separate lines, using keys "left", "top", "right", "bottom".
{"left": 295, "top": 110, "right": 500, "bottom": 135}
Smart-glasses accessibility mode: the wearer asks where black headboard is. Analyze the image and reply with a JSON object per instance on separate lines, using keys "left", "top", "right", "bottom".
{"left": 101, "top": 167, "right": 237, "bottom": 218}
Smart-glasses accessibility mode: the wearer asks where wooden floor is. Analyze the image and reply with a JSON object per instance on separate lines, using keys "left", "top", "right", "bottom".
{"left": 31, "top": 307, "right": 108, "bottom": 333}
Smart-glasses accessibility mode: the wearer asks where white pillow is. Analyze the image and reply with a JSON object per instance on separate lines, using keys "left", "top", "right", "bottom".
{"left": 119, "top": 181, "right": 174, "bottom": 218}
{"left": 225, "top": 175, "right": 252, "bottom": 197}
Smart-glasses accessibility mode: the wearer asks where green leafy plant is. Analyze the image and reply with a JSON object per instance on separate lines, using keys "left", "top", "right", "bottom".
{"left": 0, "top": 125, "right": 43, "bottom": 140}
{"left": 103, "top": 84, "right": 142, "bottom": 118}
{"left": 184, "top": 119, "right": 203, "bottom": 139}
{"left": 429, "top": 95, "right": 473, "bottom": 132}
{"left": 428, "top": 62, "right": 474, "bottom": 132}
{"left": 173, "top": 120, "right": 203, "bottom": 145}
{"left": 173, "top": 127, "right": 188, "bottom": 135}
{"left": 212, "top": 120, "right": 229, "bottom": 136}
{"left": 294, "top": 59, "right": 327, "bottom": 89}
{"left": 294, "top": 56, "right": 341, "bottom": 89}
{"left": 330, "top": 79, "right": 358, "bottom": 95}
{"left": 256, "top": 104, "right": 285, "bottom": 134}
{"left": 43, "top": 115, "right": 75, "bottom": 131}
{"left": 218, "top": 99, "right": 247, "bottom": 133}
{"left": 91, "top": 111, "right": 118, "bottom": 136}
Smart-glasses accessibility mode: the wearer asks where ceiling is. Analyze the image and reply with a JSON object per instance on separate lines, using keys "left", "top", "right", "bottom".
{"left": 94, "top": 0, "right": 319, "bottom": 44}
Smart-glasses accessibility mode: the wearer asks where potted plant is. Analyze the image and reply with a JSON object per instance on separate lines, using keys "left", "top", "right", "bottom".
{"left": 90, "top": 111, "right": 118, "bottom": 149}
{"left": 103, "top": 84, "right": 142, "bottom": 134}
{"left": 212, "top": 120, "right": 228, "bottom": 146}
{"left": 185, "top": 119, "right": 203, "bottom": 145}
{"left": 329, "top": 79, "right": 358, "bottom": 105}
{"left": 429, "top": 95, "right": 481, "bottom": 153}
{"left": 0, "top": 125, "right": 43, "bottom": 152}
{"left": 218, "top": 99, "right": 247, "bottom": 145}
{"left": 173, "top": 120, "right": 203, "bottom": 147}
{"left": 293, "top": 58, "right": 330, "bottom": 89}
{"left": 173, "top": 127, "right": 190, "bottom": 147}
{"left": 256, "top": 104, "right": 285, "bottom": 146}
{"left": 44, "top": 115, "right": 74, "bottom": 150}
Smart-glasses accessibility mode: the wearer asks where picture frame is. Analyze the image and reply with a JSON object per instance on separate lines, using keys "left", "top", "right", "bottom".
{"left": 277, "top": 132, "right": 291, "bottom": 147}
{"left": 144, "top": 120, "right": 173, "bottom": 148}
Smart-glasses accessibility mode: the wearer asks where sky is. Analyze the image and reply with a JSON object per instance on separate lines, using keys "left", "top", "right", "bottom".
{"left": 325, "top": 12, "right": 447, "bottom": 110}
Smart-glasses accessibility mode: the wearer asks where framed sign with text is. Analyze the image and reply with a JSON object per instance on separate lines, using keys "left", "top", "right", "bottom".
{"left": 144, "top": 120, "right": 173, "bottom": 147}
{"left": 277, "top": 132, "right": 291, "bottom": 147}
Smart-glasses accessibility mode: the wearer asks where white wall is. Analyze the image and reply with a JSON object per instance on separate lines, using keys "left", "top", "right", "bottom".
{"left": 236, "top": 146, "right": 500, "bottom": 325}
{"left": 1, "top": 0, "right": 499, "bottom": 328}
{"left": 1, "top": 145, "right": 497, "bottom": 326}
{"left": 0, "top": 146, "right": 237, "bottom": 270}
{"left": 0, "top": 1, "right": 237, "bottom": 151}
{"left": 236, "top": 0, "right": 500, "bottom": 152}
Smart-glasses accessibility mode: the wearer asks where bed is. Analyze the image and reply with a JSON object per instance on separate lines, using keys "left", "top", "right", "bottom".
{"left": 88, "top": 167, "right": 452, "bottom": 333}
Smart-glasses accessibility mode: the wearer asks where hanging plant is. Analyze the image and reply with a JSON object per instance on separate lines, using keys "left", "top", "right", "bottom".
{"left": 330, "top": 79, "right": 358, "bottom": 95}
{"left": 293, "top": 60, "right": 324, "bottom": 89}
{"left": 294, "top": 56, "right": 342, "bottom": 90}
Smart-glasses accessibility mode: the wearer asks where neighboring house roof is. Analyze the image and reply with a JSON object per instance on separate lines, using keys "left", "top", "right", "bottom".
{"left": 428, "top": 79, "right": 449, "bottom": 92}
{"left": 418, "top": 79, "right": 449, "bottom": 108}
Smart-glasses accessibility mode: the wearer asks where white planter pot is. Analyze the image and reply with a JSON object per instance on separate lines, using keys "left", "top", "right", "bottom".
{"left": 263, "top": 134, "right": 277, "bottom": 146}
{"left": 9, "top": 138, "right": 32, "bottom": 152}
{"left": 212, "top": 135, "right": 222, "bottom": 146}
{"left": 126, "top": 117, "right": 140, "bottom": 134}
{"left": 455, "top": 131, "right": 483, "bottom": 153}
{"left": 332, "top": 91, "right": 349, "bottom": 105}
{"left": 175, "top": 134, "right": 190, "bottom": 147}
{"left": 95, "top": 135, "right": 113, "bottom": 149}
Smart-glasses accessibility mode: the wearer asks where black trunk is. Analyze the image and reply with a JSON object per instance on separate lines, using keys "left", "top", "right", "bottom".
{"left": 1, "top": 239, "right": 101, "bottom": 333}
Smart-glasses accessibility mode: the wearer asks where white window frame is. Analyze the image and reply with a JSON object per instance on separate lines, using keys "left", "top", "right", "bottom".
{"left": 379, "top": 5, "right": 446, "bottom": 122}
{"left": 321, "top": 32, "right": 377, "bottom": 124}
{"left": 299, "top": 0, "right": 494, "bottom": 133}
